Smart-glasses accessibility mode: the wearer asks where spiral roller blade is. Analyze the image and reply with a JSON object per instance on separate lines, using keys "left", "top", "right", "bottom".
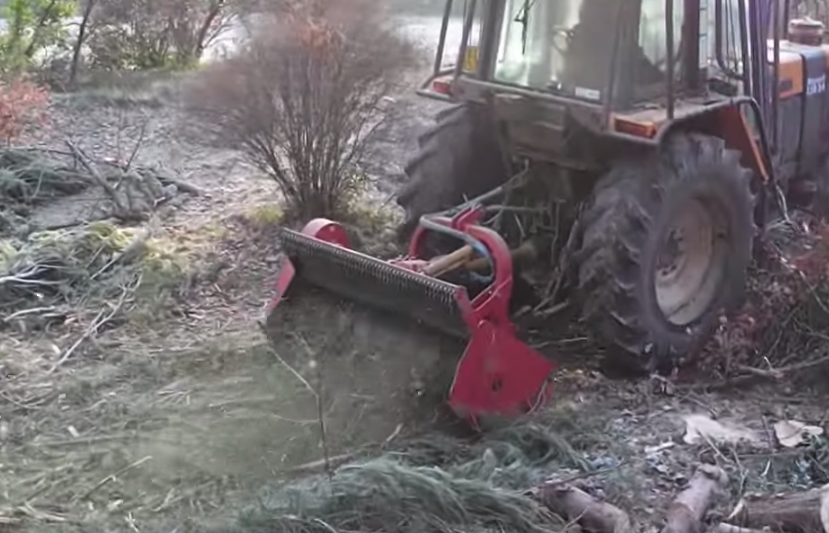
{"left": 274, "top": 227, "right": 469, "bottom": 339}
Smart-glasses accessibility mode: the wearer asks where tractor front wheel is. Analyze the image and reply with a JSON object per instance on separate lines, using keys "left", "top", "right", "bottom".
{"left": 577, "top": 133, "right": 757, "bottom": 374}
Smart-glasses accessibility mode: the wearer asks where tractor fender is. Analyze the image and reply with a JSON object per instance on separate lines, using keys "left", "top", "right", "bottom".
{"left": 655, "top": 103, "right": 772, "bottom": 185}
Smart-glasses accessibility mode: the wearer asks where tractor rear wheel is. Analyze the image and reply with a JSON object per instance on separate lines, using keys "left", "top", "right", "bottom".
{"left": 396, "top": 103, "right": 508, "bottom": 239}
{"left": 577, "top": 133, "right": 757, "bottom": 374}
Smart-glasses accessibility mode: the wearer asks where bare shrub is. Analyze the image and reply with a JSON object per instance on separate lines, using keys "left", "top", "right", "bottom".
{"left": 0, "top": 76, "right": 49, "bottom": 144}
{"left": 184, "top": 0, "right": 418, "bottom": 220}
{"left": 87, "top": 0, "right": 236, "bottom": 70}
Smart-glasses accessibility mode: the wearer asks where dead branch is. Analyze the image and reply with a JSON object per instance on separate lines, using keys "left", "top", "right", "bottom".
{"left": 157, "top": 173, "right": 203, "bottom": 196}
{"left": 532, "top": 481, "right": 633, "bottom": 533}
{"left": 661, "top": 464, "right": 728, "bottom": 533}
{"left": 65, "top": 139, "right": 128, "bottom": 215}
{"left": 734, "top": 353, "right": 829, "bottom": 381}
{"left": 46, "top": 277, "right": 136, "bottom": 374}
{"left": 727, "top": 484, "right": 829, "bottom": 533}
{"left": 75, "top": 455, "right": 152, "bottom": 502}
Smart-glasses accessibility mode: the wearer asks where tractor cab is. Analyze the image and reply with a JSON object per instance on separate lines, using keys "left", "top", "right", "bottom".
{"left": 421, "top": 1, "right": 790, "bottom": 138}
{"left": 489, "top": 0, "right": 682, "bottom": 105}
{"left": 424, "top": 1, "right": 702, "bottom": 110}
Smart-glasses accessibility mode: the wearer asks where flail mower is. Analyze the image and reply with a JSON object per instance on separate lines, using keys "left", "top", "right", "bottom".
{"left": 265, "top": 0, "right": 829, "bottom": 428}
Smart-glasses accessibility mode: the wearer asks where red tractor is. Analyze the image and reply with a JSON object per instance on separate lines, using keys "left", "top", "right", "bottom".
{"left": 265, "top": 0, "right": 829, "bottom": 428}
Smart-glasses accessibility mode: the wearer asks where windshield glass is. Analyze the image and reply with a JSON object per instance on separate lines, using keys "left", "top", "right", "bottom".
{"left": 492, "top": 0, "right": 688, "bottom": 102}
{"left": 493, "top": 0, "right": 617, "bottom": 101}
{"left": 637, "top": 0, "right": 685, "bottom": 86}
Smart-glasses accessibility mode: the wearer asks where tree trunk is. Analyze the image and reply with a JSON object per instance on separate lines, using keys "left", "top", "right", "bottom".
{"left": 70, "top": 0, "right": 97, "bottom": 87}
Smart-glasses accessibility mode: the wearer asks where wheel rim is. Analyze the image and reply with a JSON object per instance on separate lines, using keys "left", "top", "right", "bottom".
{"left": 654, "top": 198, "right": 727, "bottom": 326}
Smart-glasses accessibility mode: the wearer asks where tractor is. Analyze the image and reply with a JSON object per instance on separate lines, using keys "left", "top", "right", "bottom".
{"left": 265, "top": 0, "right": 829, "bottom": 429}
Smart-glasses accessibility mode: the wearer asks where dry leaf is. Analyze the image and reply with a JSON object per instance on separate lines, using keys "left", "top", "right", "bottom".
{"left": 773, "top": 420, "right": 824, "bottom": 448}
{"left": 683, "top": 414, "right": 760, "bottom": 445}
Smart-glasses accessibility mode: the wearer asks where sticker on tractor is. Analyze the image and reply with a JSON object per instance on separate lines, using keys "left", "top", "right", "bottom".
{"left": 807, "top": 74, "right": 826, "bottom": 95}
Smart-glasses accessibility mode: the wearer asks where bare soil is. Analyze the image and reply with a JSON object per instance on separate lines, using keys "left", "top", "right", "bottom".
{"left": 1, "top": 24, "right": 829, "bottom": 533}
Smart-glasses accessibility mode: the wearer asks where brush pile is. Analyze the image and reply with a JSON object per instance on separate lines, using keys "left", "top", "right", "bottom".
{"left": 704, "top": 214, "right": 829, "bottom": 384}
{"left": 0, "top": 143, "right": 195, "bottom": 239}
{"left": 0, "top": 148, "right": 91, "bottom": 208}
{"left": 0, "top": 221, "right": 186, "bottom": 322}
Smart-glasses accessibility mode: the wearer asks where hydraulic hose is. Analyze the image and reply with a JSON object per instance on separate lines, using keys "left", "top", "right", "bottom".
{"left": 418, "top": 215, "right": 494, "bottom": 284}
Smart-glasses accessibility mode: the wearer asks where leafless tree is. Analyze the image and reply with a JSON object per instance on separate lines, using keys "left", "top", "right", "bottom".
{"left": 184, "top": 0, "right": 417, "bottom": 219}
{"left": 69, "top": 0, "right": 99, "bottom": 86}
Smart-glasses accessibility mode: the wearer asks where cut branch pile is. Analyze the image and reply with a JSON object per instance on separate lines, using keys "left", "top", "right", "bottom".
{"left": 0, "top": 221, "right": 185, "bottom": 317}
{"left": 0, "top": 144, "right": 198, "bottom": 237}
{"left": 0, "top": 148, "right": 91, "bottom": 208}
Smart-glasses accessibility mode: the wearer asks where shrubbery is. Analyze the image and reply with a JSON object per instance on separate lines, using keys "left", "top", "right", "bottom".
{"left": 0, "top": 76, "right": 49, "bottom": 143}
{"left": 184, "top": 0, "right": 417, "bottom": 219}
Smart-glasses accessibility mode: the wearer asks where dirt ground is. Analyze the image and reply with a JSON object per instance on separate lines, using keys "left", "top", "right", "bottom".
{"left": 2, "top": 19, "right": 829, "bottom": 533}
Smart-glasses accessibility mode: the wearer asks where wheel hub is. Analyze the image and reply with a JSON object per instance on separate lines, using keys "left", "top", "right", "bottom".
{"left": 655, "top": 198, "right": 726, "bottom": 326}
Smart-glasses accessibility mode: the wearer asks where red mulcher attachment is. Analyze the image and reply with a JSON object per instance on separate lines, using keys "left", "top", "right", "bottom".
{"left": 265, "top": 207, "right": 556, "bottom": 428}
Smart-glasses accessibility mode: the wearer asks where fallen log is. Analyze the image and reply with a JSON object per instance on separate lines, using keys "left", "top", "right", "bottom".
{"left": 531, "top": 481, "right": 633, "bottom": 533}
{"left": 727, "top": 484, "right": 829, "bottom": 532}
{"left": 661, "top": 464, "right": 728, "bottom": 533}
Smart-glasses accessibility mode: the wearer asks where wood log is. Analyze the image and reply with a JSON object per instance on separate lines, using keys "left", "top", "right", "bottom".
{"left": 728, "top": 484, "right": 829, "bottom": 532}
{"left": 661, "top": 464, "right": 728, "bottom": 533}
{"left": 532, "top": 482, "right": 633, "bottom": 533}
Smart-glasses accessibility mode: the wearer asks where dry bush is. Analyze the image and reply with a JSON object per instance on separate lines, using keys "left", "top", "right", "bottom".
{"left": 184, "top": 0, "right": 417, "bottom": 220}
{"left": 0, "top": 77, "right": 49, "bottom": 144}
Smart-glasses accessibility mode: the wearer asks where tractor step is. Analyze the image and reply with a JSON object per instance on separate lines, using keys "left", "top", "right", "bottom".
{"left": 264, "top": 216, "right": 557, "bottom": 428}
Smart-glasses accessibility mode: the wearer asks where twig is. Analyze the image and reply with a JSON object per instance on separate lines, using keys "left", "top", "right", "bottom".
{"left": 270, "top": 338, "right": 317, "bottom": 398}
{"left": 270, "top": 333, "right": 332, "bottom": 478}
{"left": 285, "top": 452, "right": 361, "bottom": 475}
{"left": 124, "top": 117, "right": 148, "bottom": 171}
{"left": 0, "top": 390, "right": 42, "bottom": 411}
{"left": 542, "top": 462, "right": 625, "bottom": 488}
{"left": 2, "top": 306, "right": 57, "bottom": 322}
{"left": 714, "top": 524, "right": 766, "bottom": 533}
{"left": 299, "top": 335, "right": 333, "bottom": 481}
{"left": 734, "top": 353, "right": 829, "bottom": 381}
{"left": 533, "top": 216, "right": 580, "bottom": 314}
{"left": 75, "top": 455, "right": 152, "bottom": 502}
{"left": 46, "top": 279, "right": 134, "bottom": 374}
